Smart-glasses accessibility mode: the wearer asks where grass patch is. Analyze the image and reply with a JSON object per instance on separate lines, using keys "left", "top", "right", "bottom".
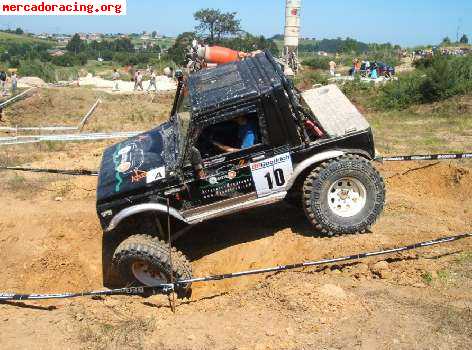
{"left": 4, "top": 173, "right": 27, "bottom": 192}
{"left": 42, "top": 141, "right": 67, "bottom": 152}
{"left": 79, "top": 317, "right": 156, "bottom": 350}
{"left": 421, "top": 272, "right": 433, "bottom": 285}
{"left": 456, "top": 251, "right": 472, "bottom": 264}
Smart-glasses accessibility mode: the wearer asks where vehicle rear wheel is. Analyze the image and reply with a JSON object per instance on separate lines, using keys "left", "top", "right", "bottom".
{"left": 112, "top": 234, "right": 192, "bottom": 298}
{"left": 302, "top": 155, "right": 385, "bottom": 235}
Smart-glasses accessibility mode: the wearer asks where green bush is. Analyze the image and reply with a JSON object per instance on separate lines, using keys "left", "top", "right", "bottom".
{"left": 376, "top": 55, "right": 472, "bottom": 110}
{"left": 303, "top": 56, "right": 332, "bottom": 70}
{"left": 55, "top": 67, "right": 79, "bottom": 81}
{"left": 18, "top": 59, "right": 56, "bottom": 82}
{"left": 341, "top": 77, "right": 376, "bottom": 98}
{"left": 375, "top": 73, "right": 423, "bottom": 109}
{"left": 294, "top": 70, "right": 329, "bottom": 88}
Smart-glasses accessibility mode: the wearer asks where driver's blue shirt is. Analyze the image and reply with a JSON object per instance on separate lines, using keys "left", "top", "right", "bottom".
{"left": 238, "top": 121, "right": 257, "bottom": 149}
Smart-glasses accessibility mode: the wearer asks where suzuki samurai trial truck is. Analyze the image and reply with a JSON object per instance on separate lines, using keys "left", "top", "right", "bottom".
{"left": 96, "top": 52, "right": 385, "bottom": 296}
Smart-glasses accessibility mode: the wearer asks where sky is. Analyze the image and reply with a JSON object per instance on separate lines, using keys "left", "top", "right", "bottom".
{"left": 0, "top": 0, "right": 471, "bottom": 47}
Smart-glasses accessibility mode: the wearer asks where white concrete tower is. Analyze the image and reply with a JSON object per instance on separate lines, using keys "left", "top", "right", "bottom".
{"left": 284, "top": 0, "right": 301, "bottom": 73}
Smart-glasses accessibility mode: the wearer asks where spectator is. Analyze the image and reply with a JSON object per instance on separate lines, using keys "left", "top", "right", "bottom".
{"left": 0, "top": 70, "right": 7, "bottom": 96}
{"left": 329, "top": 60, "right": 337, "bottom": 77}
{"left": 365, "top": 60, "right": 371, "bottom": 77}
{"left": 112, "top": 69, "right": 120, "bottom": 91}
{"left": 11, "top": 72, "right": 17, "bottom": 94}
{"left": 134, "top": 71, "right": 143, "bottom": 91}
{"left": 355, "top": 59, "right": 361, "bottom": 74}
{"left": 370, "top": 63, "right": 378, "bottom": 79}
{"left": 147, "top": 70, "right": 157, "bottom": 92}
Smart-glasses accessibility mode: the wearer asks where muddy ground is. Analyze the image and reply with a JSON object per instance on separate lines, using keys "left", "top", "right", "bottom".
{"left": 0, "top": 88, "right": 471, "bottom": 350}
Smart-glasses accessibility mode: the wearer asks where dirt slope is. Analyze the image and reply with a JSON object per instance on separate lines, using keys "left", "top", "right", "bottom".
{"left": 0, "top": 160, "right": 471, "bottom": 349}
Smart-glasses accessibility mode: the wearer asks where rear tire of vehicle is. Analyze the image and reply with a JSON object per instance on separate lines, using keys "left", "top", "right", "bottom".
{"left": 302, "top": 155, "right": 385, "bottom": 236}
{"left": 112, "top": 234, "right": 192, "bottom": 298}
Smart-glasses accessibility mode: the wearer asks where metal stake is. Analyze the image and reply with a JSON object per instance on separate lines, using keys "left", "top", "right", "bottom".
{"left": 167, "top": 198, "right": 176, "bottom": 313}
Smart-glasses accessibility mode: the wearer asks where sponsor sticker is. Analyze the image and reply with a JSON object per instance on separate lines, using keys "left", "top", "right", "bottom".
{"left": 250, "top": 153, "right": 293, "bottom": 197}
{"left": 146, "top": 166, "right": 166, "bottom": 184}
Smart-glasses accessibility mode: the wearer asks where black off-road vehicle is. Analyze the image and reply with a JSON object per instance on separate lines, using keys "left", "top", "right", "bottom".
{"left": 97, "top": 52, "right": 385, "bottom": 296}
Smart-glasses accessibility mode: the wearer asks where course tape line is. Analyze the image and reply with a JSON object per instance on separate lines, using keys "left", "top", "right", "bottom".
{"left": 1, "top": 152, "right": 470, "bottom": 178}
{"left": 376, "top": 152, "right": 472, "bottom": 162}
{"left": 1, "top": 232, "right": 470, "bottom": 301}
{"left": 0, "top": 166, "right": 98, "bottom": 177}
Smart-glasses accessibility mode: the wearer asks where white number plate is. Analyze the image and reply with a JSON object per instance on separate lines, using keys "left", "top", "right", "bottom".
{"left": 250, "top": 153, "right": 293, "bottom": 197}
{"left": 146, "top": 166, "right": 166, "bottom": 184}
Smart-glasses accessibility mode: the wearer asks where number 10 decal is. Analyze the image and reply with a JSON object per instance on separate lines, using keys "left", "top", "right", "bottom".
{"left": 264, "top": 168, "right": 286, "bottom": 189}
{"left": 250, "top": 153, "right": 293, "bottom": 197}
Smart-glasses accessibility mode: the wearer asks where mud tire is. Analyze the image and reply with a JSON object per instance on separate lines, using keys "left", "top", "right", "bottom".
{"left": 112, "top": 234, "right": 192, "bottom": 298}
{"left": 302, "top": 155, "right": 385, "bottom": 235}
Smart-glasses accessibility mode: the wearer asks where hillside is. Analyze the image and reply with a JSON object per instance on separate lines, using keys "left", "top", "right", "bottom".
{"left": 0, "top": 31, "right": 54, "bottom": 46}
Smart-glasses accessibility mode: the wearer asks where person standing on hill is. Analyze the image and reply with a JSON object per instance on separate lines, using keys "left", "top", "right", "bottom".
{"left": 329, "top": 60, "right": 337, "bottom": 77}
{"left": 11, "top": 72, "right": 18, "bottom": 94}
{"left": 370, "top": 63, "right": 378, "bottom": 79}
{"left": 134, "top": 71, "right": 143, "bottom": 91}
{"left": 0, "top": 70, "right": 7, "bottom": 96}
{"left": 147, "top": 70, "right": 157, "bottom": 92}
{"left": 112, "top": 69, "right": 120, "bottom": 91}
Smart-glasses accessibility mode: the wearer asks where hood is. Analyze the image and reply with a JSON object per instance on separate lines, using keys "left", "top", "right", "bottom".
{"left": 97, "top": 121, "right": 179, "bottom": 204}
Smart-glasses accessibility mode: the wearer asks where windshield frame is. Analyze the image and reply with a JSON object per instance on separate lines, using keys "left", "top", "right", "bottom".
{"left": 174, "top": 84, "right": 193, "bottom": 167}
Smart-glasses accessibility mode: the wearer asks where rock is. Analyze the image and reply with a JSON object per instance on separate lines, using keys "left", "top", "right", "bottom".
{"left": 54, "top": 197, "right": 63, "bottom": 202}
{"left": 371, "top": 261, "right": 390, "bottom": 277}
{"left": 351, "top": 263, "right": 369, "bottom": 278}
{"left": 372, "top": 261, "right": 389, "bottom": 272}
{"left": 318, "top": 284, "right": 348, "bottom": 299}
{"left": 379, "top": 270, "right": 394, "bottom": 280}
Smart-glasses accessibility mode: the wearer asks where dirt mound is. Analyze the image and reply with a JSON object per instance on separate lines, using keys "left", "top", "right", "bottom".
{"left": 0, "top": 160, "right": 471, "bottom": 349}
{"left": 0, "top": 161, "right": 470, "bottom": 296}
{"left": 18, "top": 76, "right": 47, "bottom": 88}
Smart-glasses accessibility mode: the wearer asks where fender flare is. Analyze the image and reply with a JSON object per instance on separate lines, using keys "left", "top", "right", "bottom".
{"left": 285, "top": 150, "right": 345, "bottom": 191}
{"left": 106, "top": 203, "right": 187, "bottom": 232}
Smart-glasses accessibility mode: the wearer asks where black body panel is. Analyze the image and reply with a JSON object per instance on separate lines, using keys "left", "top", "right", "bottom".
{"left": 96, "top": 119, "right": 180, "bottom": 205}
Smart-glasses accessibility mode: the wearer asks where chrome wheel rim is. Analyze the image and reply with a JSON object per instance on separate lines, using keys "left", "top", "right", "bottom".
{"left": 131, "top": 261, "right": 167, "bottom": 286}
{"left": 327, "top": 177, "right": 367, "bottom": 217}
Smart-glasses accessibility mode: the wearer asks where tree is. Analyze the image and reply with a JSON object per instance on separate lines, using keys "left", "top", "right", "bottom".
{"left": 194, "top": 8, "right": 241, "bottom": 43}
{"left": 152, "top": 31, "right": 157, "bottom": 38}
{"left": 167, "top": 32, "right": 196, "bottom": 65}
{"left": 441, "top": 37, "right": 451, "bottom": 46}
{"left": 66, "top": 33, "right": 85, "bottom": 54}
{"left": 460, "top": 34, "right": 469, "bottom": 44}
{"left": 15, "top": 27, "right": 24, "bottom": 35}
{"left": 194, "top": 8, "right": 221, "bottom": 43}
{"left": 215, "top": 12, "right": 241, "bottom": 40}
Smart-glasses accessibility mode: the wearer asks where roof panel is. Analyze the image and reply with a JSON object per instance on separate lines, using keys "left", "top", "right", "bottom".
{"left": 188, "top": 52, "right": 282, "bottom": 119}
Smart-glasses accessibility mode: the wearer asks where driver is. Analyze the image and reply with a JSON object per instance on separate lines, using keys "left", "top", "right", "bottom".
{"left": 212, "top": 115, "right": 257, "bottom": 153}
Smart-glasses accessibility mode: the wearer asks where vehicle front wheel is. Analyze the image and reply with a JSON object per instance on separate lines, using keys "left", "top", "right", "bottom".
{"left": 302, "top": 155, "right": 385, "bottom": 235}
{"left": 112, "top": 234, "right": 192, "bottom": 298}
